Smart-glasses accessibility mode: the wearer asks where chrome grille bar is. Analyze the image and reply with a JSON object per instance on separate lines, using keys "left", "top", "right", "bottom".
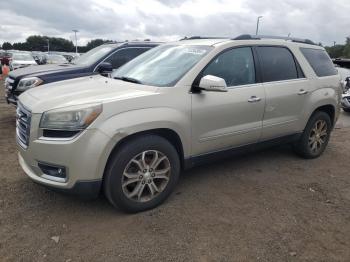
{"left": 16, "top": 103, "right": 31, "bottom": 148}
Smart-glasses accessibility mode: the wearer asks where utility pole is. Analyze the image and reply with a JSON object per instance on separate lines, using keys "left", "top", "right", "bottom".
{"left": 333, "top": 41, "right": 336, "bottom": 47}
{"left": 255, "top": 16, "right": 263, "bottom": 35}
{"left": 47, "top": 39, "right": 50, "bottom": 53}
{"left": 72, "top": 29, "right": 79, "bottom": 54}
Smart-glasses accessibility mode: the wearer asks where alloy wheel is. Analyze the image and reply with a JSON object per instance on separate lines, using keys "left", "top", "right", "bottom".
{"left": 308, "top": 119, "right": 328, "bottom": 154}
{"left": 121, "top": 150, "right": 171, "bottom": 202}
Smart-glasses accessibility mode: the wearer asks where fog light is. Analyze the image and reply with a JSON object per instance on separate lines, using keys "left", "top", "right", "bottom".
{"left": 38, "top": 162, "right": 67, "bottom": 183}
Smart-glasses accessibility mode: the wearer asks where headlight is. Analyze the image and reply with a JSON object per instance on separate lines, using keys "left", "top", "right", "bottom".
{"left": 40, "top": 104, "right": 103, "bottom": 130}
{"left": 17, "top": 77, "right": 43, "bottom": 91}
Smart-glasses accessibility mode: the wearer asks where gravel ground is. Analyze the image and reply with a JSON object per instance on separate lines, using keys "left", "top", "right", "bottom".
{"left": 1, "top": 80, "right": 350, "bottom": 261}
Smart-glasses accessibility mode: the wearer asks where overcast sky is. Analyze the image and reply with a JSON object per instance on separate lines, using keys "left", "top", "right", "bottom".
{"left": 0, "top": 0, "right": 349, "bottom": 47}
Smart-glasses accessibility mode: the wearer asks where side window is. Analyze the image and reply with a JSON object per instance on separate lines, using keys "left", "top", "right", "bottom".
{"left": 202, "top": 47, "right": 256, "bottom": 87}
{"left": 300, "top": 48, "right": 337, "bottom": 77}
{"left": 105, "top": 48, "right": 149, "bottom": 69}
{"left": 257, "top": 46, "right": 298, "bottom": 82}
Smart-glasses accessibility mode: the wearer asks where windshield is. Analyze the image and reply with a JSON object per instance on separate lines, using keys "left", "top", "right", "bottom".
{"left": 73, "top": 45, "right": 115, "bottom": 66}
{"left": 13, "top": 53, "right": 34, "bottom": 61}
{"left": 112, "top": 45, "right": 212, "bottom": 87}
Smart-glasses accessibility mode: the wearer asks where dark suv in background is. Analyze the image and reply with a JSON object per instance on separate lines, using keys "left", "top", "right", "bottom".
{"left": 4, "top": 41, "right": 160, "bottom": 105}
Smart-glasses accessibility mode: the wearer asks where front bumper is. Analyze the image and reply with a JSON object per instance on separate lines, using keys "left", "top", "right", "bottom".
{"left": 19, "top": 153, "right": 102, "bottom": 198}
{"left": 4, "top": 77, "right": 18, "bottom": 105}
{"left": 18, "top": 127, "right": 113, "bottom": 198}
{"left": 5, "top": 91, "right": 18, "bottom": 105}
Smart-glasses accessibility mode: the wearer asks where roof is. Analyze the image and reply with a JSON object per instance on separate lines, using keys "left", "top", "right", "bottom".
{"left": 173, "top": 38, "right": 231, "bottom": 46}
{"left": 175, "top": 34, "right": 321, "bottom": 48}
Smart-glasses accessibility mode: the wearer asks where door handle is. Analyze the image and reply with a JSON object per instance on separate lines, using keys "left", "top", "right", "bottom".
{"left": 298, "top": 89, "right": 308, "bottom": 95}
{"left": 248, "top": 96, "right": 261, "bottom": 103}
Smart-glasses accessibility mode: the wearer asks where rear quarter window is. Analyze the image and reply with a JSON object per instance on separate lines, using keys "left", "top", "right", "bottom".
{"left": 300, "top": 48, "right": 337, "bottom": 77}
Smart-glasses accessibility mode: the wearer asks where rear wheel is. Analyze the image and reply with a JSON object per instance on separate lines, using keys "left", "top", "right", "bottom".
{"left": 104, "top": 135, "right": 180, "bottom": 213}
{"left": 343, "top": 108, "right": 350, "bottom": 113}
{"left": 294, "top": 111, "right": 332, "bottom": 159}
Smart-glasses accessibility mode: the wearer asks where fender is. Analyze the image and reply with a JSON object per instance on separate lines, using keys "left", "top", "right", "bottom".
{"left": 95, "top": 107, "right": 191, "bottom": 177}
{"left": 301, "top": 87, "right": 340, "bottom": 129}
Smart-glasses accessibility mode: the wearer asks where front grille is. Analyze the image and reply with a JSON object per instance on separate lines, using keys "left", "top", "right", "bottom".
{"left": 16, "top": 103, "right": 31, "bottom": 148}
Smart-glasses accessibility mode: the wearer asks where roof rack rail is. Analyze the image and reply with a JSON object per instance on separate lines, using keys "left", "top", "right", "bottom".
{"left": 233, "top": 34, "right": 317, "bottom": 45}
{"left": 180, "top": 36, "right": 228, "bottom": 40}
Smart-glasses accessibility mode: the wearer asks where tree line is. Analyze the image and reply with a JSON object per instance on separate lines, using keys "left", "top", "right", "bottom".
{"left": 325, "top": 37, "right": 350, "bottom": 59}
{"left": 1, "top": 35, "right": 113, "bottom": 53}
{"left": 3, "top": 35, "right": 350, "bottom": 58}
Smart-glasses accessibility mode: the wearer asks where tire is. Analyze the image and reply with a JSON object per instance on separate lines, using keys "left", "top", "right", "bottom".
{"left": 293, "top": 111, "right": 332, "bottom": 159}
{"left": 104, "top": 135, "right": 180, "bottom": 213}
{"left": 343, "top": 108, "right": 350, "bottom": 113}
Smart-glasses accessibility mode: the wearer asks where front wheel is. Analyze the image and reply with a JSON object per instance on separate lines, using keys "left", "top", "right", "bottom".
{"left": 293, "top": 111, "right": 332, "bottom": 159}
{"left": 104, "top": 135, "right": 180, "bottom": 213}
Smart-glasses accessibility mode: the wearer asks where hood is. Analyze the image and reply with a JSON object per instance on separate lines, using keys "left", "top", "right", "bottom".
{"left": 19, "top": 75, "right": 159, "bottom": 113}
{"left": 9, "top": 63, "right": 85, "bottom": 79}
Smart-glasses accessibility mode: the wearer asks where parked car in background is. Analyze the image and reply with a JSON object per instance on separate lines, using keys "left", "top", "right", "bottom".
{"left": 9, "top": 51, "right": 37, "bottom": 70}
{"left": 31, "top": 51, "right": 46, "bottom": 65}
{"left": 16, "top": 35, "right": 341, "bottom": 212}
{"left": 4, "top": 41, "right": 160, "bottom": 105}
{"left": 61, "top": 52, "right": 80, "bottom": 63}
{"left": 0, "top": 50, "right": 13, "bottom": 65}
{"left": 341, "top": 76, "right": 350, "bottom": 113}
{"left": 43, "top": 54, "right": 68, "bottom": 64}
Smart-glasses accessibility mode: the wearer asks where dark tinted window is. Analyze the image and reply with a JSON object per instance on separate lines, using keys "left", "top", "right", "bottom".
{"left": 105, "top": 48, "right": 150, "bottom": 69}
{"left": 300, "top": 48, "right": 337, "bottom": 77}
{"left": 257, "top": 46, "right": 298, "bottom": 82}
{"left": 202, "top": 47, "right": 255, "bottom": 86}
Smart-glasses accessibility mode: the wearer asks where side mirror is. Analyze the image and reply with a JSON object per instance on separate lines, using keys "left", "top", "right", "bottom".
{"left": 198, "top": 75, "right": 228, "bottom": 92}
{"left": 97, "top": 62, "right": 113, "bottom": 74}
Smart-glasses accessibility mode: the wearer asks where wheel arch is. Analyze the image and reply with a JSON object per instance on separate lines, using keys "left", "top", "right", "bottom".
{"left": 102, "top": 128, "right": 186, "bottom": 181}
{"left": 311, "top": 104, "right": 336, "bottom": 127}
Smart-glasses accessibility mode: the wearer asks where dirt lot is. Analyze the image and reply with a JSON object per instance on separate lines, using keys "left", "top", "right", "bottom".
{"left": 1, "top": 80, "right": 350, "bottom": 262}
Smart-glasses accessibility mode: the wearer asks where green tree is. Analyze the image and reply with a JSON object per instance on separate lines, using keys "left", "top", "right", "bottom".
{"left": 12, "top": 42, "right": 28, "bottom": 50}
{"left": 26, "top": 35, "right": 49, "bottom": 51}
{"left": 325, "top": 45, "right": 345, "bottom": 58}
{"left": 84, "top": 39, "right": 113, "bottom": 52}
{"left": 342, "top": 37, "right": 350, "bottom": 58}
{"left": 25, "top": 35, "right": 74, "bottom": 52}
{"left": 343, "top": 45, "right": 350, "bottom": 58}
{"left": 2, "top": 35, "right": 115, "bottom": 53}
{"left": 2, "top": 42, "right": 13, "bottom": 50}
{"left": 47, "top": 37, "right": 74, "bottom": 52}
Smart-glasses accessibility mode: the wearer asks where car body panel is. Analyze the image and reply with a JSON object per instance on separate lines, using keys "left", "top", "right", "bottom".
{"left": 191, "top": 83, "right": 265, "bottom": 155}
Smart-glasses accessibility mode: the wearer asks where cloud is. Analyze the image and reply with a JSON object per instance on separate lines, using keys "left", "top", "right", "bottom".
{"left": 0, "top": 0, "right": 349, "bottom": 46}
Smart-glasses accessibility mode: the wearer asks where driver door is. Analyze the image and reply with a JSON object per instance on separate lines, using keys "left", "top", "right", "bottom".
{"left": 191, "top": 47, "right": 265, "bottom": 156}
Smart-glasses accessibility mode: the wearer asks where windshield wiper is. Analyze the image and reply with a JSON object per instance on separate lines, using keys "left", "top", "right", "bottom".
{"left": 114, "top": 76, "right": 142, "bottom": 84}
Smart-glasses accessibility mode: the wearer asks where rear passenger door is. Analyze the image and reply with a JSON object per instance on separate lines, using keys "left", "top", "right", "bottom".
{"left": 256, "top": 46, "right": 311, "bottom": 140}
{"left": 104, "top": 47, "right": 150, "bottom": 70}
